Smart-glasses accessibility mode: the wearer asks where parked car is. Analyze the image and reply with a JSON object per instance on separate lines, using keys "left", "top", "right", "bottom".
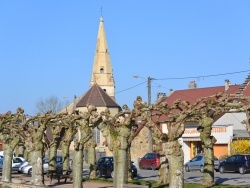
{"left": 139, "top": 152, "right": 161, "bottom": 170}
{"left": 96, "top": 156, "right": 137, "bottom": 178}
{"left": 0, "top": 157, "right": 26, "bottom": 172}
{"left": 184, "top": 154, "right": 220, "bottom": 172}
{"left": 219, "top": 154, "right": 250, "bottom": 174}
{"left": 20, "top": 156, "right": 63, "bottom": 176}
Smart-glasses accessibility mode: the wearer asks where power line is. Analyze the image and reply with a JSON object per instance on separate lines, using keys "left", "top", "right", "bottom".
{"left": 156, "top": 70, "right": 250, "bottom": 80}
{"left": 115, "top": 69, "right": 250, "bottom": 94}
{"left": 116, "top": 81, "right": 147, "bottom": 94}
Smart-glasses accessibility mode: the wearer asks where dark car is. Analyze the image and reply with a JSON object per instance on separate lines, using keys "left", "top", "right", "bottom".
{"left": 184, "top": 154, "right": 220, "bottom": 172}
{"left": 219, "top": 154, "right": 250, "bottom": 174}
{"left": 139, "top": 152, "right": 161, "bottom": 170}
{"left": 96, "top": 156, "right": 137, "bottom": 178}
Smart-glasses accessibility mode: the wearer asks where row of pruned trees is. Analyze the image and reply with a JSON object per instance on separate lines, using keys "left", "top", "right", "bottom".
{"left": 0, "top": 93, "right": 250, "bottom": 188}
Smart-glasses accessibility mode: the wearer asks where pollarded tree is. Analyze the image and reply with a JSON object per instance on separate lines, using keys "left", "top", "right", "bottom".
{"left": 0, "top": 108, "right": 29, "bottom": 182}
{"left": 146, "top": 118, "right": 168, "bottom": 185}
{"left": 191, "top": 93, "right": 242, "bottom": 187}
{"left": 21, "top": 111, "right": 59, "bottom": 186}
{"left": 72, "top": 104, "right": 102, "bottom": 188}
{"left": 152, "top": 100, "right": 195, "bottom": 188}
{"left": 98, "top": 97, "right": 149, "bottom": 188}
{"left": 45, "top": 112, "right": 69, "bottom": 171}
{"left": 59, "top": 111, "right": 80, "bottom": 171}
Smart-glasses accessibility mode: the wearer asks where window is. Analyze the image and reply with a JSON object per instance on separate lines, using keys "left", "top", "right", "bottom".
{"left": 100, "top": 67, "right": 104, "bottom": 73}
{"left": 93, "top": 127, "right": 100, "bottom": 144}
{"left": 13, "top": 158, "right": 22, "bottom": 163}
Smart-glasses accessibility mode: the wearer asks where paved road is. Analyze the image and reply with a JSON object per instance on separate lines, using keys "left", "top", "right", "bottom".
{"left": 2, "top": 168, "right": 250, "bottom": 187}
{"left": 137, "top": 168, "right": 250, "bottom": 186}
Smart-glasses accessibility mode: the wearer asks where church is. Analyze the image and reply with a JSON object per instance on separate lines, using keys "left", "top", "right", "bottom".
{"left": 60, "top": 16, "right": 151, "bottom": 160}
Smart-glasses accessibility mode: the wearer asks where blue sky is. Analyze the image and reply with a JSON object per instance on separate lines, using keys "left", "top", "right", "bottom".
{"left": 1, "top": 1, "right": 250, "bottom": 115}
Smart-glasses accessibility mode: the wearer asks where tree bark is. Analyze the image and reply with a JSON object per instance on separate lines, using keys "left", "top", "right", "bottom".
{"left": 62, "top": 141, "right": 71, "bottom": 170}
{"left": 157, "top": 150, "right": 168, "bottom": 184}
{"left": 113, "top": 148, "right": 128, "bottom": 188}
{"left": 198, "top": 116, "right": 216, "bottom": 187}
{"left": 86, "top": 139, "right": 97, "bottom": 179}
{"left": 73, "top": 144, "right": 84, "bottom": 188}
{"left": 166, "top": 140, "right": 184, "bottom": 188}
{"left": 2, "top": 145, "right": 15, "bottom": 182}
{"left": 33, "top": 150, "right": 44, "bottom": 186}
{"left": 48, "top": 141, "right": 59, "bottom": 171}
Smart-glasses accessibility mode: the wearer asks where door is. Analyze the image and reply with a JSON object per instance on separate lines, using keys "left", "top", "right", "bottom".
{"left": 223, "top": 155, "right": 236, "bottom": 171}
{"left": 12, "top": 157, "right": 23, "bottom": 171}
{"left": 189, "top": 155, "right": 203, "bottom": 170}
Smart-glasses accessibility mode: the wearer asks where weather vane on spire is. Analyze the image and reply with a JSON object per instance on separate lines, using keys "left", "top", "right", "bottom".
{"left": 100, "top": 6, "right": 104, "bottom": 17}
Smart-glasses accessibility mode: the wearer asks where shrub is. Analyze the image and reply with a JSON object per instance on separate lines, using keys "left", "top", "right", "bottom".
{"left": 230, "top": 139, "right": 250, "bottom": 155}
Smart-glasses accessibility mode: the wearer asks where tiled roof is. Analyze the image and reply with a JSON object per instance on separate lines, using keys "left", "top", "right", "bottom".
{"left": 163, "top": 85, "right": 241, "bottom": 106}
{"left": 76, "top": 83, "right": 121, "bottom": 108}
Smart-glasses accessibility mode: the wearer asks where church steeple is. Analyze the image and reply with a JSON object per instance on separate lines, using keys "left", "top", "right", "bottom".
{"left": 90, "top": 16, "right": 115, "bottom": 100}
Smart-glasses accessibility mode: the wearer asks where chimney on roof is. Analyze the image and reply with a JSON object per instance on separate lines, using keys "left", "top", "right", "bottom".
{"left": 169, "top": 89, "right": 174, "bottom": 95}
{"left": 157, "top": 92, "right": 166, "bottom": 99}
{"left": 188, "top": 81, "right": 197, "bottom": 89}
{"left": 225, "top": 79, "right": 230, "bottom": 91}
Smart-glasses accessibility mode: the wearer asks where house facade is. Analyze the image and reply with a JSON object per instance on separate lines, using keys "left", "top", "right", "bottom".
{"left": 157, "top": 77, "right": 250, "bottom": 163}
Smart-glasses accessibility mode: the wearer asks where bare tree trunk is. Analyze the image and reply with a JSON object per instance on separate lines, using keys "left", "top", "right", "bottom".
{"left": 198, "top": 116, "right": 216, "bottom": 187}
{"left": 33, "top": 150, "right": 44, "bottom": 186}
{"left": 157, "top": 150, "right": 168, "bottom": 184}
{"left": 48, "top": 141, "right": 59, "bottom": 171}
{"left": 73, "top": 144, "right": 84, "bottom": 188}
{"left": 16, "top": 144, "right": 24, "bottom": 157}
{"left": 114, "top": 149, "right": 128, "bottom": 188}
{"left": 127, "top": 148, "right": 133, "bottom": 180}
{"left": 2, "top": 145, "right": 15, "bottom": 182}
{"left": 61, "top": 142, "right": 70, "bottom": 170}
{"left": 86, "top": 139, "right": 97, "bottom": 179}
{"left": 23, "top": 149, "right": 29, "bottom": 160}
{"left": 167, "top": 140, "right": 184, "bottom": 188}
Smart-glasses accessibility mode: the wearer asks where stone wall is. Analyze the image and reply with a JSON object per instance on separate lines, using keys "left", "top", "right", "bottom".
{"left": 131, "top": 126, "right": 150, "bottom": 167}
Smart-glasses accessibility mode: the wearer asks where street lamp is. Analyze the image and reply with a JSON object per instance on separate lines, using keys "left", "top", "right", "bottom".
{"left": 133, "top": 75, "right": 154, "bottom": 152}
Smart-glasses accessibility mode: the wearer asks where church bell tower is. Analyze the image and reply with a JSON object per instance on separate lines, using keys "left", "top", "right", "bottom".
{"left": 90, "top": 16, "right": 115, "bottom": 100}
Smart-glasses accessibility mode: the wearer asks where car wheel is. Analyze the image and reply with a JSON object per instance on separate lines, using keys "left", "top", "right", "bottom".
{"left": 111, "top": 171, "right": 114, "bottom": 178}
{"left": 139, "top": 163, "right": 143, "bottom": 169}
{"left": 185, "top": 165, "right": 190, "bottom": 172}
{"left": 200, "top": 166, "right": 204, "bottom": 173}
{"left": 219, "top": 166, "right": 225, "bottom": 174}
{"left": 239, "top": 166, "right": 246, "bottom": 174}
{"left": 96, "top": 170, "right": 101, "bottom": 178}
{"left": 28, "top": 168, "right": 32, "bottom": 176}
{"left": 151, "top": 164, "right": 156, "bottom": 170}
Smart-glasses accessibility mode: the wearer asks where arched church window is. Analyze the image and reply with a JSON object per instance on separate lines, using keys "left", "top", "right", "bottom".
{"left": 100, "top": 67, "right": 104, "bottom": 73}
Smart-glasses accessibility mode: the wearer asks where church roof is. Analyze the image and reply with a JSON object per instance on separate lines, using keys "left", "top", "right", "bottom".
{"left": 76, "top": 83, "right": 120, "bottom": 108}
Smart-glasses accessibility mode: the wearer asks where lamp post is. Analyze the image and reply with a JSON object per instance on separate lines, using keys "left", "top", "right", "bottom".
{"left": 134, "top": 75, "right": 154, "bottom": 152}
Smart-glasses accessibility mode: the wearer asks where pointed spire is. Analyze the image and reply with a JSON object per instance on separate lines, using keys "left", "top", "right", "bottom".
{"left": 96, "top": 16, "right": 108, "bottom": 53}
{"left": 90, "top": 16, "right": 115, "bottom": 100}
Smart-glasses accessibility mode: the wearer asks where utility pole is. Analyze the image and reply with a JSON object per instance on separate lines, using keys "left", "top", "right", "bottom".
{"left": 133, "top": 75, "right": 154, "bottom": 152}
{"left": 147, "top": 77, "right": 153, "bottom": 152}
